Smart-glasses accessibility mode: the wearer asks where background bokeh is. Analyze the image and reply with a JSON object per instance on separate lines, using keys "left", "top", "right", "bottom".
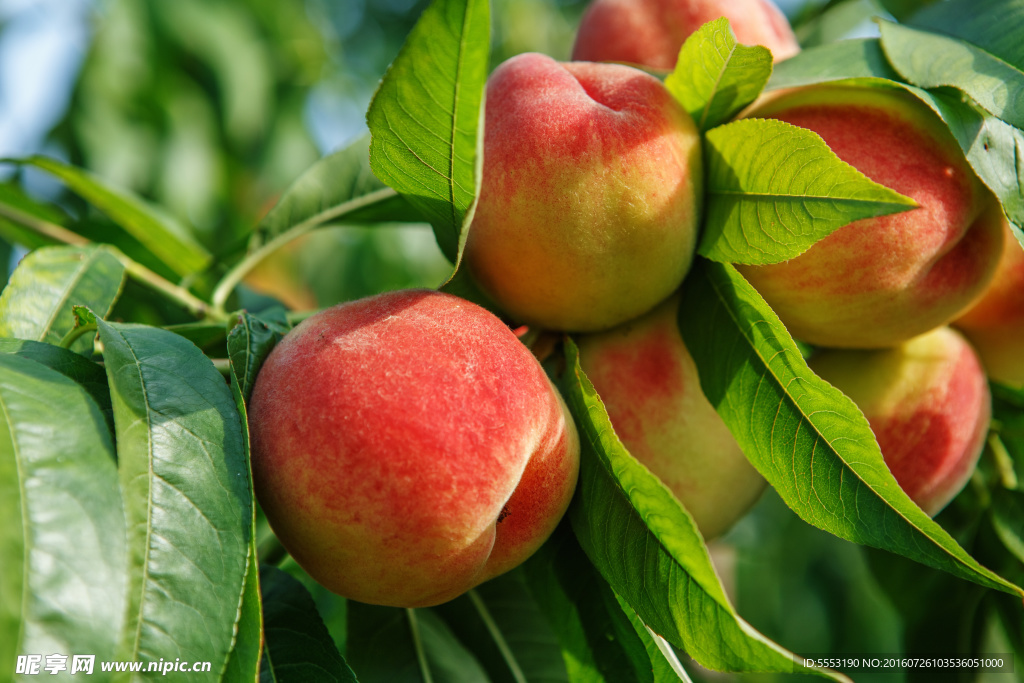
{"left": 1, "top": 1, "right": 1016, "bottom": 681}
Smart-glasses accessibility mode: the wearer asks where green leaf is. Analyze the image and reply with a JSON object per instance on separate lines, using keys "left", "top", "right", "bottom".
{"left": 0, "top": 245, "right": 125, "bottom": 354}
{"left": 558, "top": 337, "right": 844, "bottom": 680}
{"left": 259, "top": 565, "right": 355, "bottom": 683}
{"left": 0, "top": 353, "right": 125, "bottom": 676}
{"left": 366, "top": 0, "right": 490, "bottom": 265}
{"left": 0, "top": 338, "right": 113, "bottom": 432}
{"left": 18, "top": 156, "right": 212, "bottom": 277}
{"left": 910, "top": 0, "right": 1024, "bottom": 71}
{"left": 224, "top": 331, "right": 265, "bottom": 683}
{"left": 992, "top": 489, "right": 1024, "bottom": 564}
{"left": 347, "top": 603, "right": 489, "bottom": 683}
{"left": 665, "top": 18, "right": 773, "bottom": 133}
{"left": 227, "top": 311, "right": 289, "bottom": 404}
{"left": 768, "top": 45, "right": 1024, "bottom": 236}
{"left": 677, "top": 259, "right": 1024, "bottom": 599}
{"left": 897, "top": 85, "right": 1024, "bottom": 232}
{"left": 433, "top": 571, "right": 568, "bottom": 683}
{"left": 700, "top": 118, "right": 917, "bottom": 265}
{"left": 255, "top": 133, "right": 419, "bottom": 245}
{"left": 165, "top": 321, "right": 229, "bottom": 354}
{"left": 767, "top": 39, "right": 901, "bottom": 90}
{"left": 524, "top": 523, "right": 687, "bottom": 683}
{"left": 795, "top": 0, "right": 887, "bottom": 50}
{"left": 0, "top": 182, "right": 70, "bottom": 250}
{"left": 96, "top": 319, "right": 251, "bottom": 679}
{"left": 878, "top": 19, "right": 1024, "bottom": 130}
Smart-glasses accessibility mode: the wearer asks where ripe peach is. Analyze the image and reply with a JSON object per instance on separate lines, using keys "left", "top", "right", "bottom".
{"left": 954, "top": 224, "right": 1024, "bottom": 387}
{"left": 464, "top": 52, "right": 702, "bottom": 332}
{"left": 809, "top": 327, "right": 990, "bottom": 516}
{"left": 571, "top": 0, "right": 800, "bottom": 70}
{"left": 738, "top": 85, "right": 1005, "bottom": 348}
{"left": 248, "top": 289, "right": 580, "bottom": 607}
{"left": 577, "top": 295, "right": 765, "bottom": 538}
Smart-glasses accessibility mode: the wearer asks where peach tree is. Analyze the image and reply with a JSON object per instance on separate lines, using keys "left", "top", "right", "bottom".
{"left": 1, "top": 0, "right": 1023, "bottom": 681}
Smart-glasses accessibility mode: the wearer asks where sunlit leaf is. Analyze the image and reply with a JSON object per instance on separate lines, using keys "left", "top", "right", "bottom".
{"left": 256, "top": 134, "right": 419, "bottom": 244}
{"left": 665, "top": 18, "right": 772, "bottom": 133}
{"left": 18, "top": 156, "right": 212, "bottom": 277}
{"left": 677, "top": 259, "right": 1024, "bottom": 599}
{"left": 559, "top": 338, "right": 844, "bottom": 680}
{"left": 97, "top": 319, "right": 251, "bottom": 678}
{"left": 767, "top": 39, "right": 900, "bottom": 90}
{"left": 0, "top": 353, "right": 124, "bottom": 676}
{"left": 0, "top": 245, "right": 125, "bottom": 354}
{"left": 700, "top": 118, "right": 916, "bottom": 264}
{"left": 767, "top": 42, "right": 1024, "bottom": 235}
{"left": 0, "top": 338, "right": 113, "bottom": 432}
{"left": 910, "top": 0, "right": 1024, "bottom": 71}
{"left": 366, "top": 0, "right": 490, "bottom": 264}
{"left": 878, "top": 20, "right": 1024, "bottom": 130}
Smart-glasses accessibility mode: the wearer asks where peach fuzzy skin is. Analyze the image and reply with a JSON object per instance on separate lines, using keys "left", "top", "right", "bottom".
{"left": 577, "top": 294, "right": 765, "bottom": 539}
{"left": 247, "top": 290, "right": 580, "bottom": 608}
{"left": 954, "top": 224, "right": 1024, "bottom": 387}
{"left": 809, "top": 327, "right": 990, "bottom": 517}
{"left": 465, "top": 53, "right": 702, "bottom": 332}
{"left": 738, "top": 86, "right": 1005, "bottom": 348}
{"left": 571, "top": 0, "right": 800, "bottom": 69}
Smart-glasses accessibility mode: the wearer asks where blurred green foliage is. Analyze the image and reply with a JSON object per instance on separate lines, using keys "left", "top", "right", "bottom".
{"left": 3, "top": 0, "right": 1016, "bottom": 681}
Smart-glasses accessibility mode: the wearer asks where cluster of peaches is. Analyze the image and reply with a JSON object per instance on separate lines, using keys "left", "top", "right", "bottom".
{"left": 247, "top": 0, "right": 1024, "bottom": 609}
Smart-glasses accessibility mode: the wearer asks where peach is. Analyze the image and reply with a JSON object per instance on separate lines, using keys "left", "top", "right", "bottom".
{"left": 954, "top": 224, "right": 1024, "bottom": 387}
{"left": 571, "top": 0, "right": 801, "bottom": 70}
{"left": 248, "top": 289, "right": 580, "bottom": 607}
{"left": 464, "top": 52, "right": 702, "bottom": 332}
{"left": 809, "top": 327, "right": 990, "bottom": 516}
{"left": 577, "top": 294, "right": 765, "bottom": 538}
{"left": 738, "top": 85, "right": 1006, "bottom": 348}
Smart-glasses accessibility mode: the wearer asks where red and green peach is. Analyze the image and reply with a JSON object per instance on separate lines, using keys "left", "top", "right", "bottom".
{"left": 248, "top": 289, "right": 580, "bottom": 607}
{"left": 809, "top": 327, "right": 990, "bottom": 516}
{"left": 954, "top": 223, "right": 1024, "bottom": 387}
{"left": 465, "top": 52, "right": 702, "bottom": 332}
{"left": 572, "top": 0, "right": 801, "bottom": 69}
{"left": 739, "top": 85, "right": 1006, "bottom": 348}
{"left": 577, "top": 294, "right": 765, "bottom": 538}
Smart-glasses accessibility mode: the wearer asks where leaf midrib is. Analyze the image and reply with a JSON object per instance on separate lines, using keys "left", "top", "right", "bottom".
{"left": 702, "top": 262, "right": 1022, "bottom": 597}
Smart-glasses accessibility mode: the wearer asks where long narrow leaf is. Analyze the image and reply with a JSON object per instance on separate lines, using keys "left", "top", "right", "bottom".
{"left": 677, "top": 259, "right": 1024, "bottom": 599}
{"left": 560, "top": 338, "right": 846, "bottom": 680}
{"left": 701, "top": 118, "right": 916, "bottom": 265}
{"left": 259, "top": 565, "right": 355, "bottom": 683}
{"left": 0, "top": 353, "right": 125, "bottom": 677}
{"left": 878, "top": 20, "right": 1024, "bottom": 130}
{"left": 366, "top": 0, "right": 490, "bottom": 265}
{"left": 666, "top": 18, "right": 773, "bottom": 133}
{"left": 18, "top": 156, "right": 211, "bottom": 277}
{"left": 0, "top": 245, "right": 125, "bottom": 354}
{"left": 97, "top": 320, "right": 251, "bottom": 680}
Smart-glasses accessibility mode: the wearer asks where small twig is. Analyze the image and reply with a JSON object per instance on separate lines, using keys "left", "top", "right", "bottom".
{"left": 210, "top": 187, "right": 398, "bottom": 314}
{"left": 211, "top": 358, "right": 232, "bottom": 376}
{"left": 406, "top": 608, "right": 435, "bottom": 683}
{"left": 988, "top": 433, "right": 1020, "bottom": 490}
{"left": 0, "top": 202, "right": 90, "bottom": 246}
{"left": 0, "top": 200, "right": 226, "bottom": 323}
{"left": 257, "top": 535, "right": 288, "bottom": 567}
{"left": 58, "top": 322, "right": 97, "bottom": 349}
